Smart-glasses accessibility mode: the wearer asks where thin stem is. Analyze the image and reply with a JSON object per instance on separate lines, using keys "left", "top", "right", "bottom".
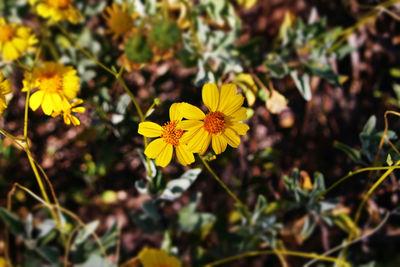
{"left": 205, "top": 249, "right": 350, "bottom": 267}
{"left": 316, "top": 165, "right": 400, "bottom": 202}
{"left": 199, "top": 155, "right": 248, "bottom": 214}
{"left": 55, "top": 23, "right": 154, "bottom": 178}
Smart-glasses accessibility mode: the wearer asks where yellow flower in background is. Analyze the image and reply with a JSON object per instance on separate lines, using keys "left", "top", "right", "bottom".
{"left": 138, "top": 103, "right": 195, "bottom": 167}
{"left": 22, "top": 62, "right": 80, "bottom": 116}
{"left": 0, "top": 18, "right": 38, "bottom": 61}
{"left": 180, "top": 83, "right": 249, "bottom": 155}
{"left": 102, "top": 2, "right": 139, "bottom": 40}
{"left": 0, "top": 72, "right": 11, "bottom": 114}
{"left": 29, "top": 0, "right": 82, "bottom": 24}
{"left": 52, "top": 98, "right": 85, "bottom": 126}
{"left": 138, "top": 247, "right": 182, "bottom": 267}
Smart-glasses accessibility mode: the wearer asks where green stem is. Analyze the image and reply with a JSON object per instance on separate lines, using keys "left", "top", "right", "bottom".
{"left": 205, "top": 249, "right": 350, "bottom": 267}
{"left": 199, "top": 155, "right": 249, "bottom": 216}
{"left": 316, "top": 165, "right": 400, "bottom": 202}
{"left": 55, "top": 23, "right": 153, "bottom": 179}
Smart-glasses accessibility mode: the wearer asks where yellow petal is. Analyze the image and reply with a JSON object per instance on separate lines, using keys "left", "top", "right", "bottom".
{"left": 3, "top": 42, "right": 19, "bottom": 60}
{"left": 222, "top": 95, "right": 244, "bottom": 116}
{"left": 202, "top": 83, "right": 219, "bottom": 112}
{"left": 169, "top": 102, "right": 183, "bottom": 122}
{"left": 223, "top": 128, "right": 240, "bottom": 148}
{"left": 198, "top": 132, "right": 211, "bottom": 155}
{"left": 176, "top": 145, "right": 195, "bottom": 166}
{"left": 231, "top": 122, "right": 249, "bottom": 135}
{"left": 187, "top": 128, "right": 207, "bottom": 153}
{"left": 70, "top": 115, "right": 80, "bottom": 126}
{"left": 144, "top": 138, "right": 167, "bottom": 159}
{"left": 155, "top": 143, "right": 173, "bottom": 167}
{"left": 138, "top": 122, "right": 162, "bottom": 137}
{"left": 218, "top": 83, "right": 237, "bottom": 112}
{"left": 212, "top": 134, "right": 227, "bottom": 155}
{"left": 181, "top": 103, "right": 205, "bottom": 120}
{"left": 229, "top": 107, "right": 247, "bottom": 121}
{"left": 41, "top": 93, "right": 54, "bottom": 115}
{"left": 180, "top": 127, "right": 202, "bottom": 145}
{"left": 177, "top": 120, "right": 203, "bottom": 131}
{"left": 29, "top": 90, "right": 44, "bottom": 111}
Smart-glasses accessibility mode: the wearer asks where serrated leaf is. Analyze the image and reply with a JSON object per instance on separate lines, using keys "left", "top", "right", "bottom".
{"left": 142, "top": 200, "right": 160, "bottom": 221}
{"left": 35, "top": 246, "right": 59, "bottom": 264}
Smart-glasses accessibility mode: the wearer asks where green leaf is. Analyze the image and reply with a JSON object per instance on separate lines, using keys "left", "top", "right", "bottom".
{"left": 0, "top": 207, "right": 25, "bottom": 236}
{"left": 159, "top": 168, "right": 202, "bottom": 201}
{"left": 142, "top": 200, "right": 161, "bottom": 221}
{"left": 124, "top": 35, "right": 153, "bottom": 63}
{"left": 290, "top": 71, "right": 312, "bottom": 101}
{"left": 334, "top": 141, "right": 363, "bottom": 164}
{"left": 35, "top": 246, "right": 59, "bottom": 264}
{"left": 73, "top": 220, "right": 99, "bottom": 246}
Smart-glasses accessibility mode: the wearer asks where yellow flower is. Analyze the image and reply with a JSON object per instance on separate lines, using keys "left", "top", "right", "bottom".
{"left": 137, "top": 247, "right": 182, "bottom": 267}
{"left": 0, "top": 71, "right": 11, "bottom": 114}
{"left": 52, "top": 98, "right": 85, "bottom": 126}
{"left": 29, "top": 0, "right": 82, "bottom": 24}
{"left": 180, "top": 83, "right": 249, "bottom": 155}
{"left": 0, "top": 18, "right": 38, "bottom": 61}
{"left": 138, "top": 103, "right": 195, "bottom": 167}
{"left": 102, "top": 3, "right": 139, "bottom": 40}
{"left": 22, "top": 62, "right": 80, "bottom": 116}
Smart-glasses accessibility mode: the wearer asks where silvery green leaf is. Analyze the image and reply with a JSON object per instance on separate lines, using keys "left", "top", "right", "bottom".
{"left": 73, "top": 220, "right": 99, "bottom": 246}
{"left": 290, "top": 71, "right": 312, "bottom": 101}
{"left": 159, "top": 169, "right": 202, "bottom": 201}
{"left": 37, "top": 219, "right": 56, "bottom": 239}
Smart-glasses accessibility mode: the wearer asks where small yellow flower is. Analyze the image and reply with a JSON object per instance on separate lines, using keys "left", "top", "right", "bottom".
{"left": 29, "top": 0, "right": 82, "bottom": 24}
{"left": 52, "top": 98, "right": 85, "bottom": 126}
{"left": 102, "top": 2, "right": 139, "bottom": 40}
{"left": 0, "top": 71, "right": 11, "bottom": 114}
{"left": 137, "top": 247, "right": 182, "bottom": 267}
{"left": 22, "top": 62, "right": 80, "bottom": 116}
{"left": 0, "top": 18, "right": 38, "bottom": 61}
{"left": 138, "top": 103, "right": 195, "bottom": 167}
{"left": 180, "top": 83, "right": 249, "bottom": 155}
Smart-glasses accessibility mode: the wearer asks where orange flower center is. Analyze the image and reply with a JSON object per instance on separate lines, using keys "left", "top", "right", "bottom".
{"left": 161, "top": 121, "right": 184, "bottom": 146}
{"left": 204, "top": 111, "right": 226, "bottom": 134}
{"left": 47, "top": 0, "right": 72, "bottom": 9}
{"left": 108, "top": 13, "right": 133, "bottom": 35}
{"left": 38, "top": 73, "right": 63, "bottom": 93}
{"left": 0, "top": 25, "right": 14, "bottom": 42}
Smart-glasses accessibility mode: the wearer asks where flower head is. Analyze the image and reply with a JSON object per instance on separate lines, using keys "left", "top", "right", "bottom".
{"left": 137, "top": 247, "right": 181, "bottom": 267}
{"left": 22, "top": 62, "right": 80, "bottom": 115}
{"left": 138, "top": 103, "right": 195, "bottom": 167}
{"left": 52, "top": 98, "right": 85, "bottom": 126}
{"left": 0, "top": 18, "right": 38, "bottom": 61}
{"left": 102, "top": 3, "right": 139, "bottom": 40}
{"left": 180, "top": 83, "right": 249, "bottom": 155}
{"left": 29, "top": 0, "right": 82, "bottom": 23}
{"left": 0, "top": 72, "right": 11, "bottom": 114}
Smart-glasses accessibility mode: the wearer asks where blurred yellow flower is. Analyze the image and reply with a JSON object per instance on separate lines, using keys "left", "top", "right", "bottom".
{"left": 0, "top": 71, "right": 11, "bottom": 114}
{"left": 22, "top": 62, "right": 80, "bottom": 116}
{"left": 52, "top": 98, "right": 85, "bottom": 126}
{"left": 138, "top": 247, "right": 181, "bottom": 267}
{"left": 29, "top": 0, "right": 82, "bottom": 23}
{"left": 180, "top": 83, "right": 249, "bottom": 155}
{"left": 102, "top": 3, "right": 139, "bottom": 40}
{"left": 138, "top": 103, "right": 194, "bottom": 167}
{"left": 0, "top": 18, "right": 38, "bottom": 61}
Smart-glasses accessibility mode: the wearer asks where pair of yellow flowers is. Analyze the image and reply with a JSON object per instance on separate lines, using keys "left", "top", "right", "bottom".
{"left": 138, "top": 83, "right": 250, "bottom": 167}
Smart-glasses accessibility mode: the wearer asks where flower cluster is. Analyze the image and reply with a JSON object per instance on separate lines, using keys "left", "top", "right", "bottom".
{"left": 0, "top": 18, "right": 38, "bottom": 61}
{"left": 29, "top": 0, "right": 82, "bottom": 24}
{"left": 22, "top": 62, "right": 85, "bottom": 125}
{"left": 138, "top": 83, "right": 249, "bottom": 167}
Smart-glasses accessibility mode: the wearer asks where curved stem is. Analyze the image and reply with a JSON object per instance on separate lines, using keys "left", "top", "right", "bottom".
{"left": 199, "top": 155, "right": 249, "bottom": 217}
{"left": 205, "top": 249, "right": 350, "bottom": 267}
